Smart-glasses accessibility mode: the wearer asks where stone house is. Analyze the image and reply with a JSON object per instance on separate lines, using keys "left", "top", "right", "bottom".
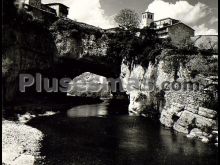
{"left": 19, "top": 0, "right": 69, "bottom": 20}
{"left": 44, "top": 3, "right": 69, "bottom": 18}
{"left": 141, "top": 12, "right": 195, "bottom": 45}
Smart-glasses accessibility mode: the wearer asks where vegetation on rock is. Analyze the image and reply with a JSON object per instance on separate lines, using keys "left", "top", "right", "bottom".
{"left": 106, "top": 27, "right": 161, "bottom": 69}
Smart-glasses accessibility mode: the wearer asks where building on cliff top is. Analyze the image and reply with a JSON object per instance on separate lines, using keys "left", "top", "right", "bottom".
{"left": 19, "top": 0, "right": 69, "bottom": 19}
{"left": 141, "top": 11, "right": 195, "bottom": 45}
{"left": 44, "top": 3, "right": 69, "bottom": 18}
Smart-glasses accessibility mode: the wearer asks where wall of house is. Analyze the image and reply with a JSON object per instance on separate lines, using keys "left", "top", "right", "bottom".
{"left": 41, "top": 4, "right": 56, "bottom": 14}
{"left": 168, "top": 23, "right": 194, "bottom": 45}
{"left": 47, "top": 5, "right": 59, "bottom": 17}
{"left": 29, "top": 0, "right": 41, "bottom": 8}
{"left": 59, "top": 6, "right": 69, "bottom": 17}
{"left": 155, "top": 19, "right": 173, "bottom": 29}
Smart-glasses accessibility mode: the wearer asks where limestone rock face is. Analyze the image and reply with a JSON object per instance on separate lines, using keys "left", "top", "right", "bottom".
{"left": 3, "top": 23, "right": 55, "bottom": 102}
{"left": 50, "top": 19, "right": 108, "bottom": 59}
{"left": 128, "top": 91, "right": 148, "bottom": 115}
{"left": 121, "top": 59, "right": 173, "bottom": 116}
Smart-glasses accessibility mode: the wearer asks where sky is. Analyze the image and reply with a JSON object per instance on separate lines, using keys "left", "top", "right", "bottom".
{"left": 42, "top": 0, "right": 218, "bottom": 35}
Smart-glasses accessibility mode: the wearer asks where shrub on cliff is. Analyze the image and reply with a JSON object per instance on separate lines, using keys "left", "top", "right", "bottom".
{"left": 186, "top": 54, "right": 218, "bottom": 77}
{"left": 50, "top": 19, "right": 103, "bottom": 38}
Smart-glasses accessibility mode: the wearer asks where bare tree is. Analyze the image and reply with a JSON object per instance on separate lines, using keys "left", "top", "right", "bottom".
{"left": 114, "top": 9, "right": 140, "bottom": 29}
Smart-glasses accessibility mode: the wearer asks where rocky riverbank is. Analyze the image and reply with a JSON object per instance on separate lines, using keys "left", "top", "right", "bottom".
{"left": 160, "top": 102, "right": 218, "bottom": 145}
{"left": 2, "top": 120, "right": 44, "bottom": 165}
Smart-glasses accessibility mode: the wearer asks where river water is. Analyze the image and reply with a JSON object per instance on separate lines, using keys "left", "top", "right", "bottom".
{"left": 28, "top": 101, "right": 218, "bottom": 165}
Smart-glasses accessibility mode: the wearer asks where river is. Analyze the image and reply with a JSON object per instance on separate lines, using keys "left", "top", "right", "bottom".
{"left": 27, "top": 101, "right": 218, "bottom": 165}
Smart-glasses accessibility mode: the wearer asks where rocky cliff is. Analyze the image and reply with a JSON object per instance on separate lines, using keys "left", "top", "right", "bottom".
{"left": 2, "top": 13, "right": 56, "bottom": 103}
{"left": 120, "top": 49, "right": 218, "bottom": 144}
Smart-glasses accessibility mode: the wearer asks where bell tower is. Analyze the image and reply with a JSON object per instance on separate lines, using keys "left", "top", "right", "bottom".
{"left": 141, "top": 11, "right": 154, "bottom": 28}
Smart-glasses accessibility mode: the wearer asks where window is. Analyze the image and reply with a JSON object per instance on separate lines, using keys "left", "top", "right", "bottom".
{"left": 148, "top": 14, "right": 153, "bottom": 19}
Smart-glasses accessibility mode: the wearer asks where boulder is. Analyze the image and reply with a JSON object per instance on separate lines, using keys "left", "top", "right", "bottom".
{"left": 189, "top": 128, "right": 203, "bottom": 137}
{"left": 175, "top": 111, "right": 195, "bottom": 128}
{"left": 173, "top": 123, "right": 189, "bottom": 134}
{"left": 195, "top": 115, "right": 217, "bottom": 130}
{"left": 187, "top": 134, "right": 195, "bottom": 139}
{"left": 170, "top": 103, "right": 185, "bottom": 114}
{"left": 177, "top": 111, "right": 183, "bottom": 117}
{"left": 185, "top": 107, "right": 198, "bottom": 114}
{"left": 202, "top": 132, "right": 209, "bottom": 137}
{"left": 186, "top": 104, "right": 199, "bottom": 110}
{"left": 128, "top": 91, "right": 147, "bottom": 115}
{"left": 208, "top": 134, "right": 213, "bottom": 139}
{"left": 160, "top": 110, "right": 174, "bottom": 128}
{"left": 198, "top": 107, "right": 217, "bottom": 119}
{"left": 212, "top": 130, "right": 218, "bottom": 135}
{"left": 201, "top": 136, "right": 209, "bottom": 143}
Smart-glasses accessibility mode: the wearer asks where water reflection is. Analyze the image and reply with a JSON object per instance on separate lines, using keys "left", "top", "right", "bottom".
{"left": 67, "top": 102, "right": 109, "bottom": 117}
{"left": 67, "top": 100, "right": 129, "bottom": 117}
{"left": 28, "top": 102, "right": 218, "bottom": 165}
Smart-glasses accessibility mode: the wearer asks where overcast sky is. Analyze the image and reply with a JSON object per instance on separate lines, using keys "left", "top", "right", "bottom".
{"left": 42, "top": 0, "right": 218, "bottom": 35}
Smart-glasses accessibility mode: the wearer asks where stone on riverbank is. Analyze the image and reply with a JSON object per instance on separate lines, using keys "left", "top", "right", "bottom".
{"left": 198, "top": 107, "right": 217, "bottom": 119}
{"left": 2, "top": 120, "right": 43, "bottom": 165}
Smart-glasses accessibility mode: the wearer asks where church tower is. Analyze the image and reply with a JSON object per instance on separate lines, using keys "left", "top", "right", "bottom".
{"left": 141, "top": 11, "right": 154, "bottom": 28}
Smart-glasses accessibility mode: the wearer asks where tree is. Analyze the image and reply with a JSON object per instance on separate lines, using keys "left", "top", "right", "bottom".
{"left": 114, "top": 9, "right": 140, "bottom": 29}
